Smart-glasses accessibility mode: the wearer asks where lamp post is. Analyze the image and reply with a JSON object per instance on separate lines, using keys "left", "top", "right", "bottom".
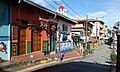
{"left": 113, "top": 21, "right": 120, "bottom": 72}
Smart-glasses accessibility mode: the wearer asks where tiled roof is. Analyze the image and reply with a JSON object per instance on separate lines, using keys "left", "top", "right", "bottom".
{"left": 74, "top": 19, "right": 104, "bottom": 24}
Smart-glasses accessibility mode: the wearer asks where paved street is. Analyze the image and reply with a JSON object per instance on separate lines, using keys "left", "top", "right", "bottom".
{"left": 78, "top": 45, "right": 112, "bottom": 65}
{"left": 35, "top": 45, "right": 116, "bottom": 72}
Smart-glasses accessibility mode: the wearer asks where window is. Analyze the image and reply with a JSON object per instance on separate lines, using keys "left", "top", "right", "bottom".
{"left": 62, "top": 24, "right": 68, "bottom": 42}
{"left": 12, "top": 26, "right": 18, "bottom": 40}
{"left": 63, "top": 24, "right": 68, "bottom": 31}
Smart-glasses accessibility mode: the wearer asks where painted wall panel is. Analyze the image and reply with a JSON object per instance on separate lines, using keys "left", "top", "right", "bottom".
{"left": 0, "top": 0, "right": 11, "bottom": 60}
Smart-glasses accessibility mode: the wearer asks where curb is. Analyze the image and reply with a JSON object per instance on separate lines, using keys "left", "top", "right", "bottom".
{"left": 14, "top": 56, "right": 83, "bottom": 72}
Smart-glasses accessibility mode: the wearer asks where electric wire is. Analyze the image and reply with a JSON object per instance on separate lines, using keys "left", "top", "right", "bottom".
{"left": 52, "top": 0, "right": 79, "bottom": 19}
{"left": 44, "top": 0, "right": 57, "bottom": 10}
{"left": 61, "top": 0, "right": 82, "bottom": 18}
{"left": 52, "top": 0, "right": 60, "bottom": 6}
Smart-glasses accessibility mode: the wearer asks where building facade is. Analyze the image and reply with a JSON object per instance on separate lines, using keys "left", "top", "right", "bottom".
{"left": 0, "top": 0, "right": 12, "bottom": 60}
{"left": 0, "top": 0, "right": 76, "bottom": 61}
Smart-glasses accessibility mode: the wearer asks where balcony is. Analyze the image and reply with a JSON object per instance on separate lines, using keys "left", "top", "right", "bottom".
{"left": 99, "top": 30, "right": 104, "bottom": 34}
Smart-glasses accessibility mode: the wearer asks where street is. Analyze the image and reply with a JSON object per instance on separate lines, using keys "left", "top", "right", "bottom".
{"left": 34, "top": 45, "right": 116, "bottom": 72}
{"left": 79, "top": 45, "right": 112, "bottom": 65}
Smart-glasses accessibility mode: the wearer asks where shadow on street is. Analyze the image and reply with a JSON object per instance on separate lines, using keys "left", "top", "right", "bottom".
{"left": 34, "top": 61, "right": 116, "bottom": 72}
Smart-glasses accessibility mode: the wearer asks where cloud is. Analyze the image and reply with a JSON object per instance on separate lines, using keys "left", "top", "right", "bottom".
{"left": 85, "top": 7, "right": 120, "bottom": 28}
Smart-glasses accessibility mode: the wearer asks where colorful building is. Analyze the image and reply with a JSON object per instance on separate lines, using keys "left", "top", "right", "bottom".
{"left": 0, "top": 0, "right": 12, "bottom": 60}
{"left": 72, "top": 19, "right": 100, "bottom": 54}
{"left": 0, "top": 0, "right": 77, "bottom": 61}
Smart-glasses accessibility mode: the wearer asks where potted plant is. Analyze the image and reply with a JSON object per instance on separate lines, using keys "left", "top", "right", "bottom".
{"left": 110, "top": 52, "right": 117, "bottom": 66}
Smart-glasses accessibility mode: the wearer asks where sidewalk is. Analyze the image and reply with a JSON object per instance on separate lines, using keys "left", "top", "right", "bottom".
{"left": 1, "top": 45, "right": 105, "bottom": 72}
{"left": 12, "top": 56, "right": 83, "bottom": 72}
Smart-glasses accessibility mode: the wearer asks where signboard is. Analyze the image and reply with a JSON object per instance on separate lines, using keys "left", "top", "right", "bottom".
{"left": 56, "top": 42, "right": 73, "bottom": 52}
{"left": 0, "top": 36, "right": 10, "bottom": 41}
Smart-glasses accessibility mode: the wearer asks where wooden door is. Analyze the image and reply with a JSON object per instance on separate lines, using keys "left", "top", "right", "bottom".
{"left": 32, "top": 32, "right": 41, "bottom": 52}
{"left": 19, "top": 28, "right": 26, "bottom": 55}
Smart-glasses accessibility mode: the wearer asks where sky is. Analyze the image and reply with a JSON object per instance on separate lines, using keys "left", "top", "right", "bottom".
{"left": 32, "top": 0, "right": 120, "bottom": 28}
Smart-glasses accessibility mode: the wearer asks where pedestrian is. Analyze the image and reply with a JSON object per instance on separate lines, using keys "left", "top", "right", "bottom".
{"left": 61, "top": 51, "right": 65, "bottom": 61}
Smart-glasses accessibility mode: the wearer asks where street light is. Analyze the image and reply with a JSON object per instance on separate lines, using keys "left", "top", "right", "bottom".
{"left": 113, "top": 21, "right": 120, "bottom": 72}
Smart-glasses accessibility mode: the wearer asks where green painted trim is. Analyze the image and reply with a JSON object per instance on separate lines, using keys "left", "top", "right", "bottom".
{"left": 12, "top": 44, "right": 18, "bottom": 56}
{"left": 42, "top": 41, "right": 49, "bottom": 52}
{"left": 27, "top": 42, "right": 31, "bottom": 54}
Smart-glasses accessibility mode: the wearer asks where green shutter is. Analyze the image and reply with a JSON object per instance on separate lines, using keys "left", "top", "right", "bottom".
{"left": 27, "top": 42, "right": 31, "bottom": 54}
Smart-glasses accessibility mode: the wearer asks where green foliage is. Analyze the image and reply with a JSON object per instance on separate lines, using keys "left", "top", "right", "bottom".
{"left": 110, "top": 52, "right": 117, "bottom": 64}
{"left": 90, "top": 49, "right": 94, "bottom": 53}
{"left": 83, "top": 49, "right": 87, "bottom": 57}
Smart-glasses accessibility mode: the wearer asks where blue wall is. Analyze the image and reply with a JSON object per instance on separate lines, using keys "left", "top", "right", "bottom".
{"left": 0, "top": 0, "right": 11, "bottom": 60}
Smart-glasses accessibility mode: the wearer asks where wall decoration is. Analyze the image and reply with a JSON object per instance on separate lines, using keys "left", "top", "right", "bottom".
{"left": 0, "top": 42, "right": 7, "bottom": 54}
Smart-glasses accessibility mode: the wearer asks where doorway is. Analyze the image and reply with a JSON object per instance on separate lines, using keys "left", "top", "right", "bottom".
{"left": 18, "top": 27, "right": 26, "bottom": 55}
{"left": 32, "top": 30, "right": 41, "bottom": 52}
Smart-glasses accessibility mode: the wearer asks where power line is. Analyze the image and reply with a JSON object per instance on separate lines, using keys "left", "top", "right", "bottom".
{"left": 52, "top": 0, "right": 80, "bottom": 19}
{"left": 52, "top": 0, "right": 60, "bottom": 6}
{"left": 44, "top": 0, "right": 57, "bottom": 10}
{"left": 61, "top": 0, "right": 82, "bottom": 18}
{"left": 67, "top": 11, "right": 79, "bottom": 19}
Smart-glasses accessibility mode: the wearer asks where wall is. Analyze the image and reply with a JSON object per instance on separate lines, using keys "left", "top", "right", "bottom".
{"left": 49, "top": 18, "right": 74, "bottom": 52}
{"left": 0, "top": 0, "right": 11, "bottom": 60}
{"left": 12, "top": 2, "right": 50, "bottom": 55}
{"left": 91, "top": 22, "right": 97, "bottom": 37}
{"left": 57, "top": 19, "right": 72, "bottom": 41}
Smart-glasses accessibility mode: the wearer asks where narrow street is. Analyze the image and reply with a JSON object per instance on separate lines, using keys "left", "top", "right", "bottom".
{"left": 35, "top": 45, "right": 116, "bottom": 72}
{"left": 77, "top": 45, "right": 112, "bottom": 65}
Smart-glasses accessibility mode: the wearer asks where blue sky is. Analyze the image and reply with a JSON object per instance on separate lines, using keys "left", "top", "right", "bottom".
{"left": 32, "top": 0, "right": 120, "bottom": 28}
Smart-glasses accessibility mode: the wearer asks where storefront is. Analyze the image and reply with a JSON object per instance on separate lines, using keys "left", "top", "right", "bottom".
{"left": 11, "top": 1, "right": 50, "bottom": 57}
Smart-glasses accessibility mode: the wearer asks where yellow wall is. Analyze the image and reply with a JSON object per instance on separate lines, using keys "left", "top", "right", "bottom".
{"left": 72, "top": 24, "right": 83, "bottom": 28}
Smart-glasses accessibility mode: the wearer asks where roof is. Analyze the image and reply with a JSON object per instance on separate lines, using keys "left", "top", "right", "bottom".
{"left": 74, "top": 19, "right": 104, "bottom": 24}
{"left": 21, "top": 0, "right": 77, "bottom": 24}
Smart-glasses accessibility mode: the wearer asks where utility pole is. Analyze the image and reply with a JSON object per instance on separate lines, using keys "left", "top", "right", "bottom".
{"left": 116, "top": 30, "right": 120, "bottom": 72}
{"left": 113, "top": 21, "right": 120, "bottom": 72}
{"left": 112, "top": 29, "right": 115, "bottom": 52}
{"left": 96, "top": 18, "right": 98, "bottom": 47}
{"left": 85, "top": 15, "right": 88, "bottom": 54}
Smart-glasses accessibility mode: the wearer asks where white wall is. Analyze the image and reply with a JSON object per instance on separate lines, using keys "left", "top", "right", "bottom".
{"left": 57, "top": 19, "right": 72, "bottom": 41}
{"left": 50, "top": 18, "right": 73, "bottom": 42}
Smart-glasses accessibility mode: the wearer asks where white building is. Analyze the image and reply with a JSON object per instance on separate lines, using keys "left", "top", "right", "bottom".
{"left": 56, "top": 5, "right": 67, "bottom": 16}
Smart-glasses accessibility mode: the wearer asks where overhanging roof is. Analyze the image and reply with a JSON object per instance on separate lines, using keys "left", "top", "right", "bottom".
{"left": 74, "top": 19, "right": 104, "bottom": 24}
{"left": 23, "top": 0, "right": 77, "bottom": 24}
